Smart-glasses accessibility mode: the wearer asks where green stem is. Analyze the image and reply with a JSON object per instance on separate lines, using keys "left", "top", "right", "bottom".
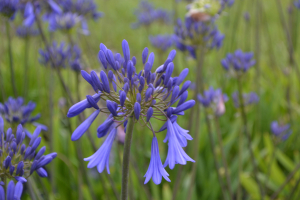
{"left": 121, "top": 117, "right": 135, "bottom": 200}
{"left": 236, "top": 75, "right": 264, "bottom": 199}
{"left": 23, "top": 37, "right": 30, "bottom": 98}
{"left": 5, "top": 20, "right": 17, "bottom": 97}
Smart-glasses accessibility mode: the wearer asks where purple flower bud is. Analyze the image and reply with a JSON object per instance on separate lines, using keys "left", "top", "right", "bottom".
{"left": 97, "top": 117, "right": 114, "bottom": 138}
{"left": 100, "top": 71, "right": 110, "bottom": 93}
{"left": 67, "top": 93, "right": 101, "bottom": 117}
{"left": 145, "top": 88, "right": 153, "bottom": 102}
{"left": 176, "top": 68, "right": 189, "bottom": 85}
{"left": 6, "top": 181, "right": 14, "bottom": 200}
{"left": 98, "top": 50, "right": 107, "bottom": 69}
{"left": 30, "top": 137, "right": 41, "bottom": 153}
{"left": 164, "top": 62, "right": 174, "bottom": 85}
{"left": 142, "top": 47, "right": 149, "bottom": 64}
{"left": 167, "top": 49, "right": 176, "bottom": 61}
{"left": 30, "top": 160, "right": 38, "bottom": 174}
{"left": 71, "top": 110, "right": 100, "bottom": 141}
{"left": 100, "top": 43, "right": 107, "bottom": 52}
{"left": 108, "top": 70, "right": 114, "bottom": 80}
{"left": 20, "top": 144, "right": 26, "bottom": 154}
{"left": 120, "top": 91, "right": 126, "bottom": 107}
{"left": 178, "top": 81, "right": 191, "bottom": 96}
{"left": 122, "top": 40, "right": 130, "bottom": 63}
{"left": 15, "top": 176, "right": 27, "bottom": 183}
{"left": 177, "top": 91, "right": 188, "bottom": 107}
{"left": 36, "top": 155, "right": 53, "bottom": 169}
{"left": 4, "top": 156, "right": 11, "bottom": 169}
{"left": 136, "top": 93, "right": 142, "bottom": 103}
{"left": 91, "top": 71, "right": 103, "bottom": 91}
{"left": 106, "top": 49, "right": 116, "bottom": 70}
{"left": 146, "top": 107, "right": 153, "bottom": 122}
{"left": 37, "top": 168, "right": 48, "bottom": 177}
{"left": 124, "top": 83, "right": 129, "bottom": 93}
{"left": 173, "top": 100, "right": 195, "bottom": 114}
{"left": 0, "top": 117, "right": 3, "bottom": 134}
{"left": 171, "top": 86, "right": 180, "bottom": 105}
{"left": 106, "top": 100, "right": 118, "bottom": 116}
{"left": 11, "top": 141, "right": 17, "bottom": 154}
{"left": 16, "top": 161, "right": 24, "bottom": 175}
{"left": 86, "top": 95, "right": 100, "bottom": 109}
{"left": 132, "top": 56, "right": 137, "bottom": 66}
{"left": 134, "top": 102, "right": 141, "bottom": 120}
{"left": 127, "top": 61, "right": 134, "bottom": 80}
{"left": 29, "top": 126, "right": 41, "bottom": 146}
{"left": 148, "top": 52, "right": 155, "bottom": 66}
{"left": 9, "top": 165, "right": 15, "bottom": 175}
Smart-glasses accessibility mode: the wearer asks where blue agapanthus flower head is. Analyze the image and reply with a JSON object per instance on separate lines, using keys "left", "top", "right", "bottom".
{"left": 132, "top": 0, "right": 172, "bottom": 28}
{"left": 67, "top": 39, "right": 195, "bottom": 184}
{"left": 0, "top": 0, "right": 19, "bottom": 19}
{"left": 232, "top": 91, "right": 259, "bottom": 108}
{"left": 0, "top": 180, "right": 24, "bottom": 200}
{"left": 39, "top": 41, "right": 70, "bottom": 68}
{"left": 173, "top": 17, "right": 224, "bottom": 59}
{"left": 0, "top": 97, "right": 45, "bottom": 134}
{"left": 149, "top": 35, "right": 173, "bottom": 52}
{"left": 59, "top": 0, "right": 103, "bottom": 20}
{"left": 221, "top": 49, "right": 256, "bottom": 73}
{"left": 0, "top": 117, "right": 57, "bottom": 181}
{"left": 48, "top": 12, "right": 83, "bottom": 32}
{"left": 197, "top": 86, "right": 228, "bottom": 116}
{"left": 271, "top": 121, "right": 292, "bottom": 141}
{"left": 16, "top": 25, "right": 39, "bottom": 38}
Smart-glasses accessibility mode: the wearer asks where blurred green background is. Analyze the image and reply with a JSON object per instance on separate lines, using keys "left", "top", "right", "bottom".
{"left": 1, "top": 0, "right": 300, "bottom": 199}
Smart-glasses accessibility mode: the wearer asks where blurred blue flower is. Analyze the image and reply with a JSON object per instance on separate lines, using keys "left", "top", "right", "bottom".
{"left": 16, "top": 26, "right": 39, "bottom": 38}
{"left": 149, "top": 35, "right": 173, "bottom": 52}
{"left": 221, "top": 49, "right": 256, "bottom": 73}
{"left": 39, "top": 41, "right": 70, "bottom": 68}
{"left": 0, "top": 117, "right": 57, "bottom": 181}
{"left": 0, "top": 97, "right": 45, "bottom": 135}
{"left": 132, "top": 0, "right": 172, "bottom": 28}
{"left": 271, "top": 121, "right": 292, "bottom": 141}
{"left": 0, "top": 0, "right": 18, "bottom": 19}
{"left": 173, "top": 17, "right": 224, "bottom": 59}
{"left": 294, "top": 0, "right": 300, "bottom": 9}
{"left": 198, "top": 86, "right": 228, "bottom": 116}
{"left": 67, "top": 40, "right": 195, "bottom": 184}
{"left": 0, "top": 180, "right": 24, "bottom": 200}
{"left": 48, "top": 12, "right": 83, "bottom": 32}
{"left": 232, "top": 91, "right": 259, "bottom": 108}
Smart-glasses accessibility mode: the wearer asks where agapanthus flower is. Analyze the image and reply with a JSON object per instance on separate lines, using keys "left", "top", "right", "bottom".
{"left": 232, "top": 91, "right": 259, "bottom": 108}
{"left": 0, "top": 117, "right": 57, "bottom": 181}
{"left": 271, "top": 121, "right": 292, "bottom": 141}
{"left": 0, "top": 0, "right": 18, "bottom": 19}
{"left": 48, "top": 12, "right": 84, "bottom": 33}
{"left": 149, "top": 35, "right": 173, "bottom": 52}
{"left": 132, "top": 0, "right": 172, "bottom": 28}
{"left": 173, "top": 17, "right": 224, "bottom": 58}
{"left": 0, "top": 180, "right": 24, "bottom": 200}
{"left": 39, "top": 41, "right": 70, "bottom": 68}
{"left": 197, "top": 86, "right": 228, "bottom": 116}
{"left": 67, "top": 40, "right": 195, "bottom": 184}
{"left": 16, "top": 25, "right": 39, "bottom": 38}
{"left": 0, "top": 97, "right": 46, "bottom": 137}
{"left": 221, "top": 50, "right": 256, "bottom": 73}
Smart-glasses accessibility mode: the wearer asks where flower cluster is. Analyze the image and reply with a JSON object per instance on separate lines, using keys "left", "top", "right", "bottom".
{"left": 0, "top": 0, "right": 19, "bottom": 19}
{"left": 16, "top": 25, "right": 39, "bottom": 38}
{"left": 132, "top": 1, "right": 172, "bottom": 28}
{"left": 173, "top": 17, "right": 224, "bottom": 58}
{"left": 0, "top": 97, "right": 45, "bottom": 137}
{"left": 0, "top": 117, "right": 57, "bottom": 182}
{"left": 149, "top": 35, "right": 173, "bottom": 52}
{"left": 197, "top": 86, "right": 228, "bottom": 116}
{"left": 67, "top": 40, "right": 195, "bottom": 184}
{"left": 0, "top": 180, "right": 23, "bottom": 200}
{"left": 232, "top": 91, "right": 259, "bottom": 108}
{"left": 48, "top": 12, "right": 83, "bottom": 32}
{"left": 271, "top": 121, "right": 292, "bottom": 141}
{"left": 221, "top": 50, "right": 256, "bottom": 73}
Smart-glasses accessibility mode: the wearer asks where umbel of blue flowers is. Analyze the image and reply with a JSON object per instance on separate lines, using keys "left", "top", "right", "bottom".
{"left": 198, "top": 86, "right": 228, "bottom": 116}
{"left": 271, "top": 121, "right": 292, "bottom": 141}
{"left": 0, "top": 0, "right": 19, "bottom": 19}
{"left": 0, "top": 117, "right": 57, "bottom": 183}
{"left": 132, "top": 0, "right": 172, "bottom": 28}
{"left": 221, "top": 49, "right": 256, "bottom": 74}
{"left": 173, "top": 16, "right": 224, "bottom": 59}
{"left": 232, "top": 91, "right": 259, "bottom": 108}
{"left": 67, "top": 40, "right": 195, "bottom": 184}
{"left": 0, "top": 180, "right": 24, "bottom": 200}
{"left": 0, "top": 97, "right": 46, "bottom": 137}
{"left": 149, "top": 35, "right": 173, "bottom": 52}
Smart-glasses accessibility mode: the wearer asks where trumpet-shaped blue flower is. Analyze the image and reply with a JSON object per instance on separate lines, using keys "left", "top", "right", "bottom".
{"left": 144, "top": 137, "right": 170, "bottom": 185}
{"left": 67, "top": 40, "right": 195, "bottom": 184}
